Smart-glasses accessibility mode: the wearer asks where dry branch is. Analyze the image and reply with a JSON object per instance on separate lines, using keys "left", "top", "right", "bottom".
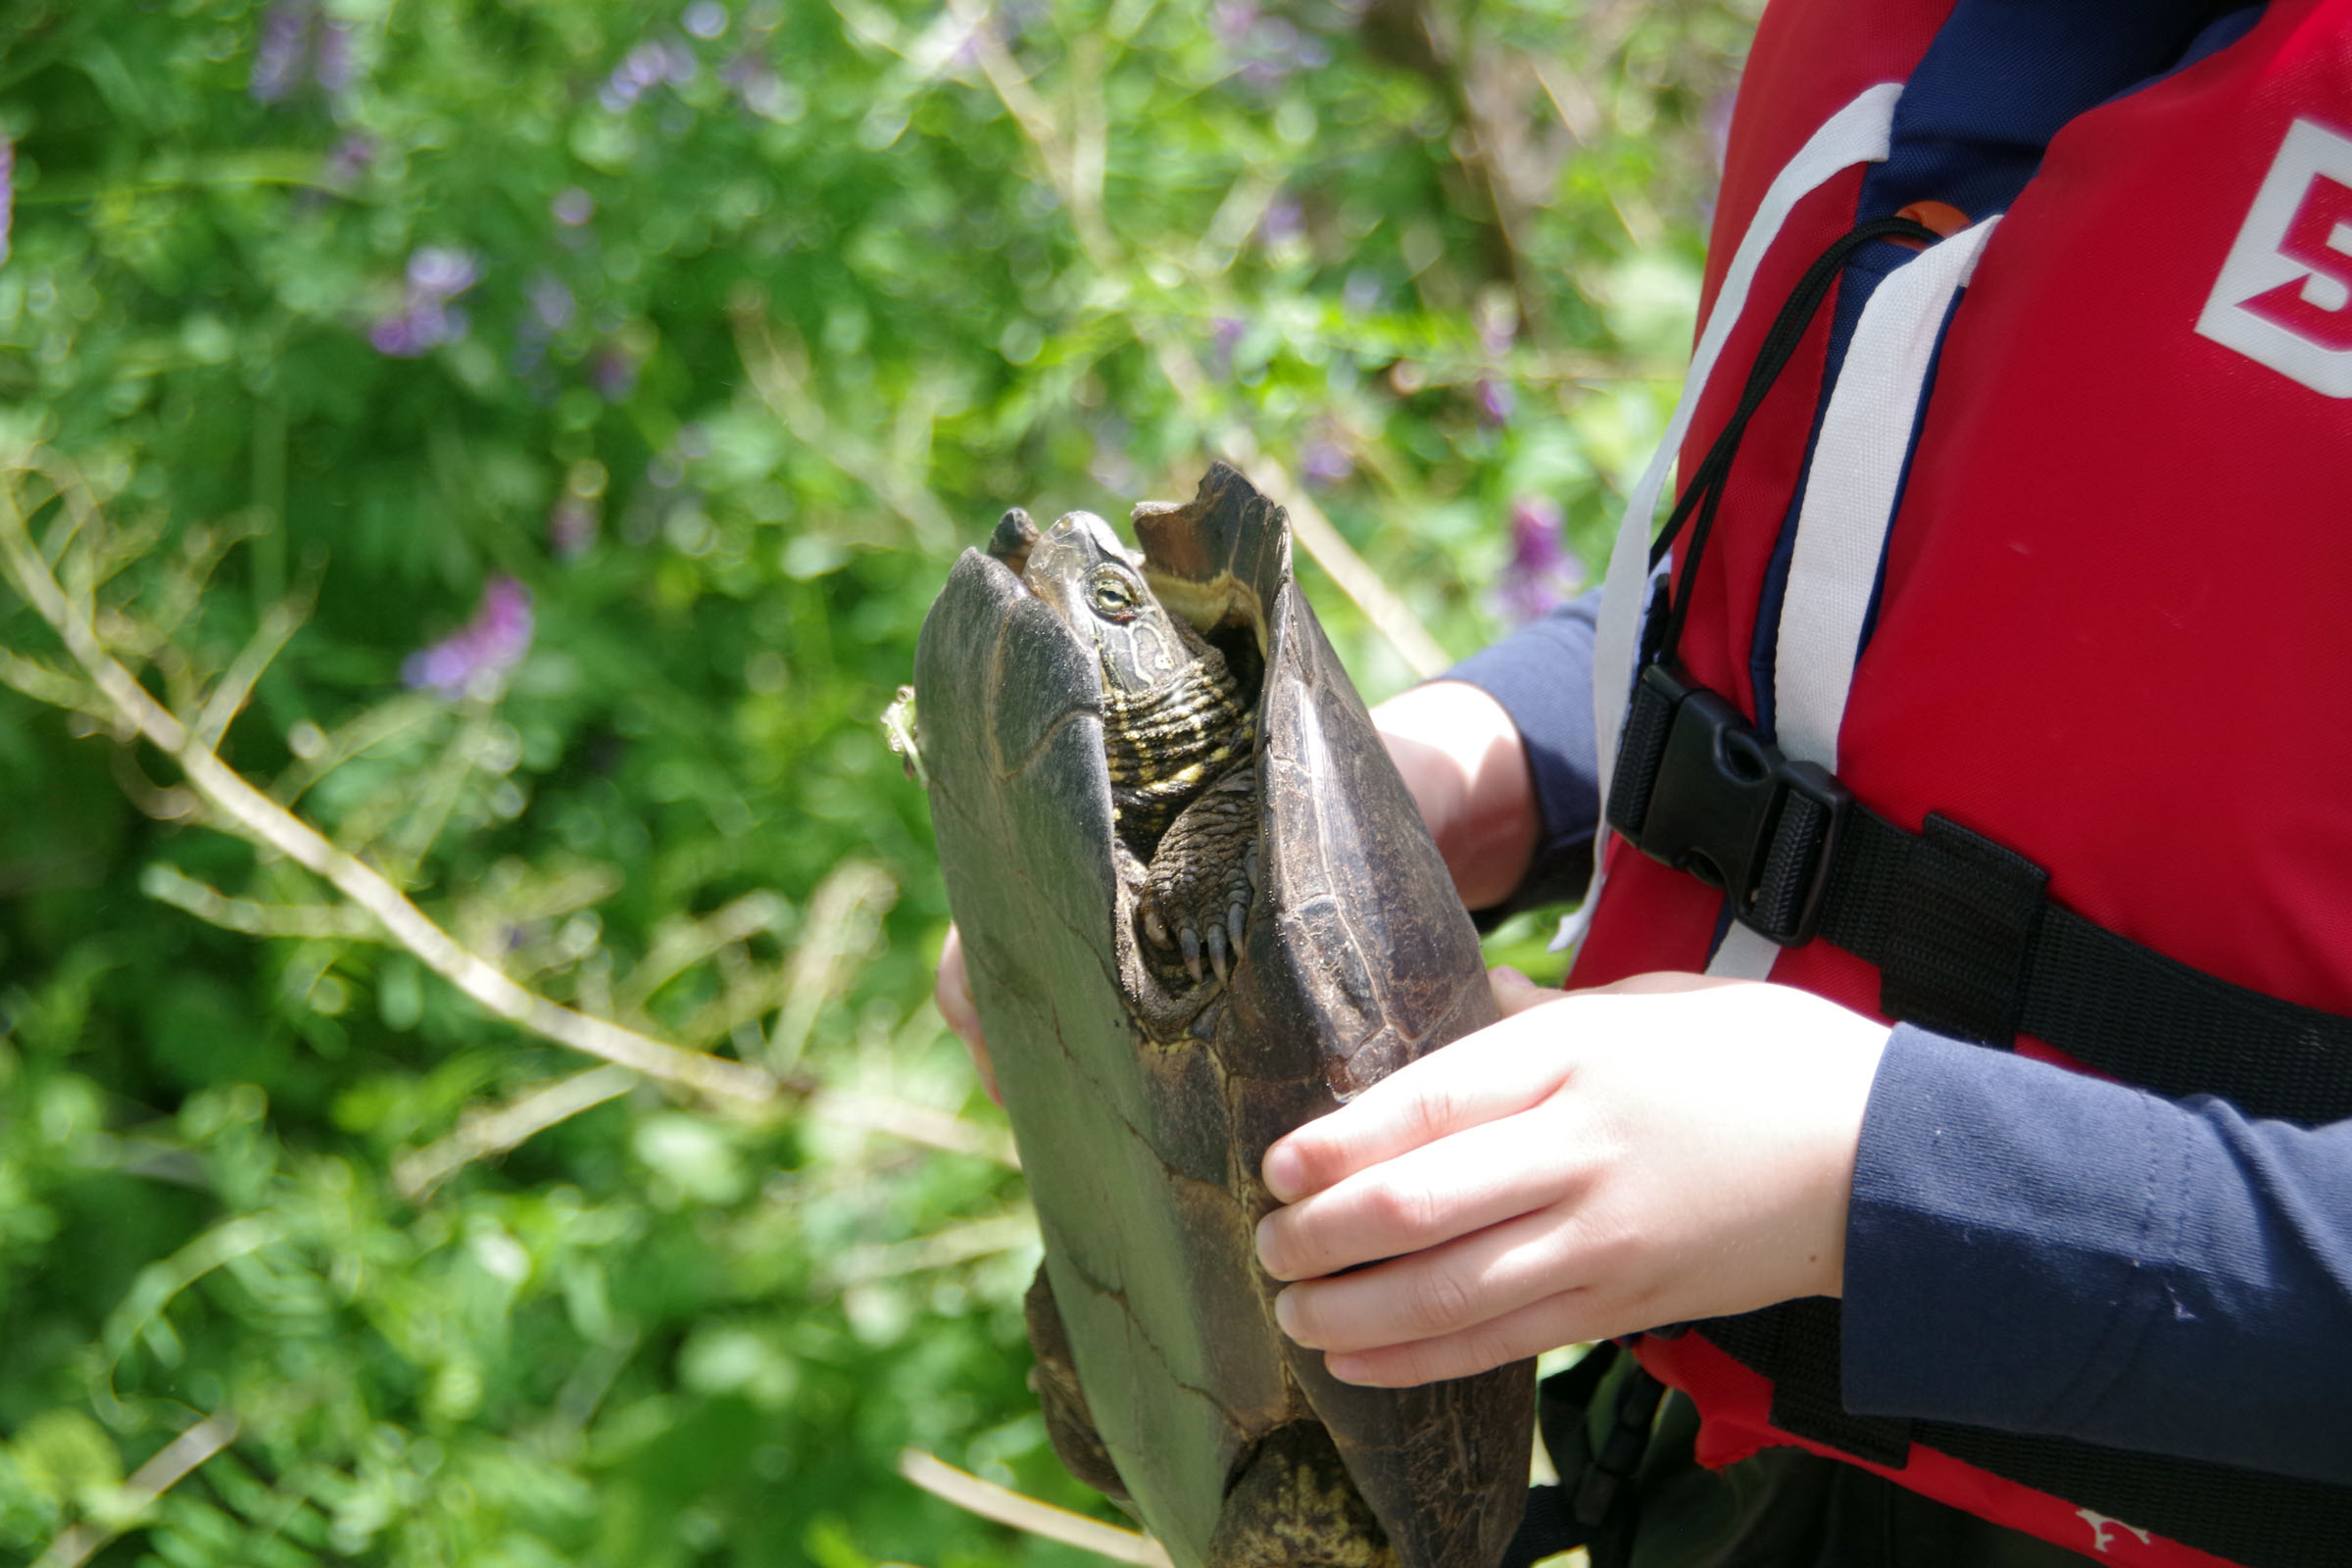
{"left": 899, "top": 1449, "right": 1172, "bottom": 1568}
{"left": 395, "top": 1063, "right": 641, "bottom": 1200}
{"left": 768, "top": 859, "right": 898, "bottom": 1072}
{"left": 193, "top": 571, "right": 315, "bottom": 750}
{"left": 0, "top": 461, "right": 780, "bottom": 1109}
{"left": 31, "top": 1411, "right": 240, "bottom": 1568}
{"left": 811, "top": 1087, "right": 1019, "bottom": 1169}
{"left": 398, "top": 1067, "right": 1018, "bottom": 1201}
{"left": 141, "top": 862, "right": 381, "bottom": 940}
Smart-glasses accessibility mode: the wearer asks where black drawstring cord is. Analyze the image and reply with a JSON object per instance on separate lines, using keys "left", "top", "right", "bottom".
{"left": 1648, "top": 216, "right": 1940, "bottom": 666}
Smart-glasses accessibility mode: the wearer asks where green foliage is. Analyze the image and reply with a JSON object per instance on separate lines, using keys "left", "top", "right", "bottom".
{"left": 0, "top": 0, "right": 1749, "bottom": 1562}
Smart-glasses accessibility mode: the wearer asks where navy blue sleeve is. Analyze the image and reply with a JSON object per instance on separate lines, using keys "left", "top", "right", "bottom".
{"left": 1842, "top": 1025, "right": 2352, "bottom": 1486}
{"left": 1440, "top": 591, "right": 1601, "bottom": 906}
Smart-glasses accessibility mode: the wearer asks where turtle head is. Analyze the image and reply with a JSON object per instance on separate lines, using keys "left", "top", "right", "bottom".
{"left": 1024, "top": 511, "right": 1196, "bottom": 696}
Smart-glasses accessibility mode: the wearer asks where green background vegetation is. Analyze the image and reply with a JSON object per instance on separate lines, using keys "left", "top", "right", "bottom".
{"left": 0, "top": 0, "right": 1750, "bottom": 1562}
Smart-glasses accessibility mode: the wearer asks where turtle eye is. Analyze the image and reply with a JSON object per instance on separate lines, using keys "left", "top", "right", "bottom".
{"left": 1090, "top": 568, "right": 1140, "bottom": 619}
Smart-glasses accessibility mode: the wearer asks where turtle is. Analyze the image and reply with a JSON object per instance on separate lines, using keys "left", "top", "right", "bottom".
{"left": 984, "top": 501, "right": 1263, "bottom": 997}
{"left": 914, "top": 463, "right": 1533, "bottom": 1568}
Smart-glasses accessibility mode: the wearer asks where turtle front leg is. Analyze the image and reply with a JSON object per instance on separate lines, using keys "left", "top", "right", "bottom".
{"left": 1137, "top": 765, "right": 1259, "bottom": 985}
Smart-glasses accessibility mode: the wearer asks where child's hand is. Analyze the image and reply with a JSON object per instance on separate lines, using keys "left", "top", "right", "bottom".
{"left": 1254, "top": 966, "right": 1889, "bottom": 1386}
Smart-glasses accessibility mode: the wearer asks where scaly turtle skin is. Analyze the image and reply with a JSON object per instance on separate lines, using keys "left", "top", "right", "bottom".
{"left": 915, "top": 464, "right": 1532, "bottom": 1568}
{"left": 991, "top": 507, "right": 1261, "bottom": 989}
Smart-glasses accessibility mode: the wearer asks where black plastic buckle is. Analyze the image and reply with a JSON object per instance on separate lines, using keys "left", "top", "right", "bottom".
{"left": 1607, "top": 663, "right": 1850, "bottom": 947}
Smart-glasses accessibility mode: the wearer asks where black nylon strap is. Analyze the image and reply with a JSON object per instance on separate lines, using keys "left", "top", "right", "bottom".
{"left": 1811, "top": 808, "right": 2352, "bottom": 1124}
{"left": 1699, "top": 1300, "right": 2352, "bottom": 1567}
{"left": 1614, "top": 666, "right": 2352, "bottom": 1123}
{"left": 1497, "top": 1483, "right": 1587, "bottom": 1568}
{"left": 1703, "top": 1301, "right": 1912, "bottom": 1468}
{"left": 1504, "top": 1344, "right": 1630, "bottom": 1568}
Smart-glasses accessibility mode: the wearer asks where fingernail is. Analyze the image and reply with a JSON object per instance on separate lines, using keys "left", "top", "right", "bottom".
{"left": 1262, "top": 1142, "right": 1305, "bottom": 1202}
{"left": 1254, "top": 1213, "right": 1284, "bottom": 1277}
{"left": 1492, "top": 964, "right": 1532, "bottom": 989}
{"left": 1325, "top": 1352, "right": 1371, "bottom": 1384}
{"left": 1273, "top": 1286, "right": 1306, "bottom": 1345}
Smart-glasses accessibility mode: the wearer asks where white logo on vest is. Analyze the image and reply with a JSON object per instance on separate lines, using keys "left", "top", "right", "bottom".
{"left": 2075, "top": 1506, "right": 2155, "bottom": 1554}
{"left": 2197, "top": 118, "right": 2352, "bottom": 397}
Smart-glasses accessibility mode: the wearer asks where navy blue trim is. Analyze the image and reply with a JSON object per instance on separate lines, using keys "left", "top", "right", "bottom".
{"left": 2109, "top": 4, "right": 2267, "bottom": 104}
{"left": 1856, "top": 0, "right": 2254, "bottom": 226}
{"left": 1740, "top": 0, "right": 2266, "bottom": 738}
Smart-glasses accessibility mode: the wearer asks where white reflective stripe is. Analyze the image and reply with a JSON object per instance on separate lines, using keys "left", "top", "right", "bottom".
{"left": 1703, "top": 917, "right": 1786, "bottom": 982}
{"left": 1701, "top": 217, "right": 2002, "bottom": 983}
{"left": 1772, "top": 217, "right": 2000, "bottom": 771}
{"left": 1558, "top": 80, "right": 1905, "bottom": 962}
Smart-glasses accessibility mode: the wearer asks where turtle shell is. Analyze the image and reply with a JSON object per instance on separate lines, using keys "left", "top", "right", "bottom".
{"left": 915, "top": 464, "right": 1532, "bottom": 1568}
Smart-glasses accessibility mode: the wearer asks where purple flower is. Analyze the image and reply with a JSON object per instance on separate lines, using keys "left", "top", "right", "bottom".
{"left": 550, "top": 462, "right": 608, "bottom": 560}
{"left": 323, "top": 131, "right": 374, "bottom": 187}
{"left": 314, "top": 18, "right": 359, "bottom": 96}
{"left": 549, "top": 496, "right": 599, "bottom": 560}
{"left": 1477, "top": 376, "right": 1516, "bottom": 425}
{"left": 722, "top": 56, "right": 800, "bottom": 121}
{"left": 403, "top": 577, "right": 535, "bottom": 699}
{"left": 368, "top": 247, "right": 481, "bottom": 358}
{"left": 601, "top": 37, "right": 695, "bottom": 111}
{"left": 251, "top": 0, "right": 313, "bottom": 104}
{"left": 1209, "top": 315, "right": 1246, "bottom": 375}
{"left": 1299, "top": 437, "right": 1352, "bottom": 488}
{"left": 1489, "top": 496, "right": 1584, "bottom": 624}
{"left": 0, "top": 134, "right": 14, "bottom": 270}
{"left": 368, "top": 315, "right": 427, "bottom": 357}
{"left": 600, "top": 51, "right": 652, "bottom": 112}
{"left": 684, "top": 1, "right": 729, "bottom": 39}
{"left": 527, "top": 272, "right": 576, "bottom": 331}
{"left": 1217, "top": 3, "right": 1328, "bottom": 88}
{"left": 251, "top": 0, "right": 365, "bottom": 107}
{"left": 408, "top": 246, "right": 479, "bottom": 296}
{"left": 589, "top": 343, "right": 640, "bottom": 402}
{"left": 1257, "top": 196, "right": 1303, "bottom": 250}
{"left": 552, "top": 187, "right": 596, "bottom": 227}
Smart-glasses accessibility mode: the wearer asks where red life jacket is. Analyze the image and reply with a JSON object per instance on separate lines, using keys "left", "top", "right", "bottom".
{"left": 1563, "top": 0, "right": 2352, "bottom": 1562}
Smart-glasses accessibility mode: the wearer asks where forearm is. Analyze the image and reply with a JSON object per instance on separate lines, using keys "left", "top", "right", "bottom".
{"left": 1843, "top": 1028, "right": 2352, "bottom": 1486}
{"left": 1372, "top": 681, "right": 1540, "bottom": 911}
{"left": 1377, "top": 592, "right": 1603, "bottom": 912}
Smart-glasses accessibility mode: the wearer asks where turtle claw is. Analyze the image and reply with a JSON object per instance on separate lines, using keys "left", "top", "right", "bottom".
{"left": 1205, "top": 922, "right": 1230, "bottom": 983}
{"left": 1144, "top": 906, "right": 1172, "bottom": 949}
{"left": 1227, "top": 902, "right": 1248, "bottom": 956}
{"left": 1181, "top": 926, "right": 1203, "bottom": 982}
